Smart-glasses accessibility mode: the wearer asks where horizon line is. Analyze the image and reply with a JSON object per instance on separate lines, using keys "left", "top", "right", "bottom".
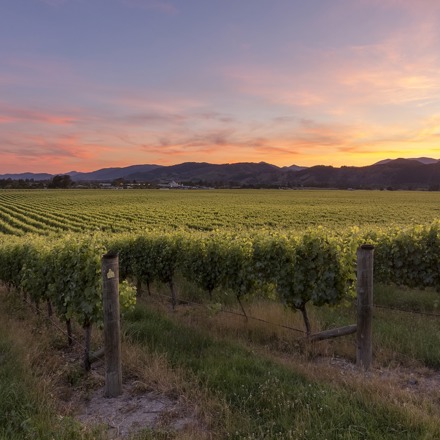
{"left": 1, "top": 156, "right": 439, "bottom": 176}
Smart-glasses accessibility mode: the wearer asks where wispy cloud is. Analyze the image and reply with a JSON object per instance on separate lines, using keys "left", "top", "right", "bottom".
{"left": 0, "top": 133, "right": 105, "bottom": 159}
{"left": 225, "top": 41, "right": 440, "bottom": 113}
{"left": 0, "top": 104, "right": 77, "bottom": 125}
{"left": 2, "top": 0, "right": 440, "bottom": 173}
{"left": 0, "top": 129, "right": 120, "bottom": 173}
{"left": 409, "top": 114, "right": 440, "bottom": 141}
{"left": 118, "top": 112, "right": 187, "bottom": 127}
{"left": 223, "top": 5, "right": 440, "bottom": 116}
{"left": 223, "top": 65, "right": 327, "bottom": 108}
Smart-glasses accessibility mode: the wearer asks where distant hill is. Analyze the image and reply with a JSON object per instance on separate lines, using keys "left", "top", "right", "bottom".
{"left": 66, "top": 164, "right": 162, "bottom": 181}
{"left": 282, "top": 164, "right": 308, "bottom": 172}
{"left": 1, "top": 158, "right": 440, "bottom": 189}
{"left": 373, "top": 157, "right": 439, "bottom": 166}
{"left": 126, "top": 161, "right": 283, "bottom": 186}
{"left": 286, "top": 159, "right": 440, "bottom": 189}
{"left": 0, "top": 172, "right": 53, "bottom": 181}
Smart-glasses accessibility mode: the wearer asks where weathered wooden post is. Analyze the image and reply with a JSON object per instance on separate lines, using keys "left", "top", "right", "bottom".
{"left": 356, "top": 244, "right": 374, "bottom": 371}
{"left": 102, "top": 252, "right": 123, "bottom": 397}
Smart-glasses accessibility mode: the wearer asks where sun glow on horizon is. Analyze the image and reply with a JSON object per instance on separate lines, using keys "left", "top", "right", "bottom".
{"left": 1, "top": 0, "right": 440, "bottom": 174}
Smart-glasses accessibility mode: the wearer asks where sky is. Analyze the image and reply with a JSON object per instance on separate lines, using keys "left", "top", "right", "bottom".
{"left": 1, "top": 0, "right": 440, "bottom": 174}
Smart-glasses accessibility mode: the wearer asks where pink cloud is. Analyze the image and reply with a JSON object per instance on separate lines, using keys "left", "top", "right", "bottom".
{"left": 124, "top": 111, "right": 440, "bottom": 167}
{"left": 225, "top": 41, "right": 440, "bottom": 113}
{"left": 0, "top": 134, "right": 102, "bottom": 159}
{"left": 224, "top": 65, "right": 327, "bottom": 108}
{"left": 0, "top": 129, "right": 120, "bottom": 173}
{"left": 0, "top": 116, "right": 16, "bottom": 124}
{"left": 223, "top": 8, "right": 440, "bottom": 116}
{"left": 0, "top": 105, "right": 77, "bottom": 125}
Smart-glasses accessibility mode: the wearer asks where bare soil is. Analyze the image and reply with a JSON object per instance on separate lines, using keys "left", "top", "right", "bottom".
{"left": 76, "top": 381, "right": 196, "bottom": 438}
{"left": 60, "top": 354, "right": 203, "bottom": 439}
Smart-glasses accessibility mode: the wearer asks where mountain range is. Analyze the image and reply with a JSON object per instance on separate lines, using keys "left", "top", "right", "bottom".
{"left": 1, "top": 157, "right": 440, "bottom": 190}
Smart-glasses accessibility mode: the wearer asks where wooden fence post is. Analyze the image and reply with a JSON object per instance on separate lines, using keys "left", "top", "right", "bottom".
{"left": 356, "top": 244, "right": 374, "bottom": 371}
{"left": 102, "top": 252, "right": 122, "bottom": 397}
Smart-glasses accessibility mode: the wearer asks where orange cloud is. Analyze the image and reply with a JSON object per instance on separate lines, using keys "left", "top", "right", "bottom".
{"left": 0, "top": 130, "right": 119, "bottom": 173}
{"left": 0, "top": 105, "right": 77, "bottom": 125}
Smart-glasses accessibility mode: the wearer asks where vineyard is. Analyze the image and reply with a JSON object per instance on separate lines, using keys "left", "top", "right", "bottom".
{"left": 1, "top": 189, "right": 440, "bottom": 364}
{"left": 1, "top": 189, "right": 440, "bottom": 438}
{"left": 2, "top": 189, "right": 440, "bottom": 234}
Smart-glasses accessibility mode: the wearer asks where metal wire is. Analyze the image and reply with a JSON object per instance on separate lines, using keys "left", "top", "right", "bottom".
{"left": 146, "top": 291, "right": 307, "bottom": 334}
{"left": 20, "top": 295, "right": 83, "bottom": 345}
{"left": 374, "top": 304, "right": 440, "bottom": 318}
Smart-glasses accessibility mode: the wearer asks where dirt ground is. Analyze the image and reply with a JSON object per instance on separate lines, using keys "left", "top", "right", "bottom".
{"left": 61, "top": 355, "right": 202, "bottom": 439}
{"left": 76, "top": 382, "right": 196, "bottom": 438}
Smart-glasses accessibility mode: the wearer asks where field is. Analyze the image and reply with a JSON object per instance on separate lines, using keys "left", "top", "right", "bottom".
{"left": 1, "top": 188, "right": 440, "bottom": 439}
{"left": 2, "top": 188, "right": 440, "bottom": 234}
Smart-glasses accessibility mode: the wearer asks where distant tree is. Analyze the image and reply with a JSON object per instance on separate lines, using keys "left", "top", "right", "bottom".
{"left": 0, "top": 179, "right": 12, "bottom": 189}
{"left": 49, "top": 175, "right": 72, "bottom": 189}
{"left": 112, "top": 177, "right": 125, "bottom": 187}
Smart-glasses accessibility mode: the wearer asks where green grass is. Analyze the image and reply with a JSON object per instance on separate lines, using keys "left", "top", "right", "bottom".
{"left": 277, "top": 289, "right": 440, "bottom": 369}
{"left": 372, "top": 284, "right": 440, "bottom": 368}
{"left": 0, "top": 331, "right": 95, "bottom": 440}
{"left": 124, "top": 304, "right": 440, "bottom": 439}
{"left": 373, "top": 309, "right": 440, "bottom": 368}
{"left": 154, "top": 277, "right": 440, "bottom": 370}
{"left": 375, "top": 283, "right": 440, "bottom": 313}
{"left": 154, "top": 279, "right": 440, "bottom": 369}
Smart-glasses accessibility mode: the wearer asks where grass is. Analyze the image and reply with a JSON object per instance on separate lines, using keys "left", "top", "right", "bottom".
{"left": 124, "top": 304, "right": 440, "bottom": 439}
{"left": 372, "top": 284, "right": 440, "bottom": 368}
{"left": 373, "top": 309, "right": 440, "bottom": 368}
{"left": 151, "top": 277, "right": 440, "bottom": 369}
{"left": 0, "top": 308, "right": 100, "bottom": 440}
{"left": 0, "top": 289, "right": 227, "bottom": 440}
{"left": 375, "top": 283, "right": 440, "bottom": 313}
{"left": 2, "top": 280, "right": 440, "bottom": 439}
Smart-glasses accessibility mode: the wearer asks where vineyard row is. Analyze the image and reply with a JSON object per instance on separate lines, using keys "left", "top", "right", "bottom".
{"left": 1, "top": 222, "right": 439, "bottom": 367}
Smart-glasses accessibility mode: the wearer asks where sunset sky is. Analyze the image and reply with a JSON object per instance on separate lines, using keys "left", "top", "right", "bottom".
{"left": 1, "top": 0, "right": 440, "bottom": 174}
